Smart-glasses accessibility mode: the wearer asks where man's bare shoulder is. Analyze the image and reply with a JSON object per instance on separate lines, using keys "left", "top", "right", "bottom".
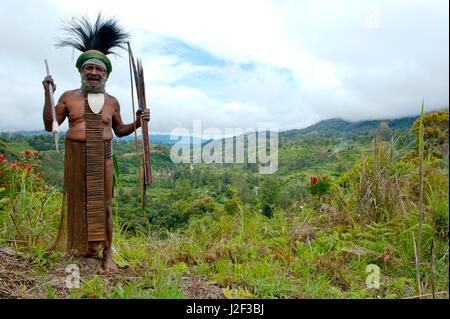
{"left": 60, "top": 89, "right": 83, "bottom": 100}
{"left": 105, "top": 93, "right": 120, "bottom": 108}
{"left": 105, "top": 92, "right": 118, "bottom": 102}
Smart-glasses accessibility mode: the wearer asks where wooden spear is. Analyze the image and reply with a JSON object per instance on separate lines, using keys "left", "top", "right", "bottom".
{"left": 44, "top": 60, "right": 59, "bottom": 153}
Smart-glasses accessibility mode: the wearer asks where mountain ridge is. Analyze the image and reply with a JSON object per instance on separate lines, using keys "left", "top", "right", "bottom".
{"left": 2, "top": 109, "right": 447, "bottom": 143}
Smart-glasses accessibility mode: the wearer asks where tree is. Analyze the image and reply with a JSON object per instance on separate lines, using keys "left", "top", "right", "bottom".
{"left": 173, "top": 179, "right": 193, "bottom": 200}
{"left": 260, "top": 176, "right": 280, "bottom": 216}
{"left": 411, "top": 110, "right": 449, "bottom": 159}
{"left": 233, "top": 174, "right": 250, "bottom": 204}
{"left": 224, "top": 196, "right": 242, "bottom": 215}
{"left": 192, "top": 196, "right": 215, "bottom": 215}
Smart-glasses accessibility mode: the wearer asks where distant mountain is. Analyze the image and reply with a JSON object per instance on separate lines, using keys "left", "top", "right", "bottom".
{"left": 4, "top": 130, "right": 54, "bottom": 136}
{"left": 3, "top": 111, "right": 447, "bottom": 144}
{"left": 279, "top": 115, "right": 420, "bottom": 139}
{"left": 117, "top": 134, "right": 208, "bottom": 145}
{"left": 0, "top": 130, "right": 208, "bottom": 145}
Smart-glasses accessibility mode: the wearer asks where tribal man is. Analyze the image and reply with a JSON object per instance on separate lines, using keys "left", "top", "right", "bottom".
{"left": 42, "top": 15, "right": 149, "bottom": 273}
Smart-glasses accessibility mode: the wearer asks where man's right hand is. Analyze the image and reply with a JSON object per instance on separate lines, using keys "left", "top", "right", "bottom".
{"left": 42, "top": 75, "right": 56, "bottom": 92}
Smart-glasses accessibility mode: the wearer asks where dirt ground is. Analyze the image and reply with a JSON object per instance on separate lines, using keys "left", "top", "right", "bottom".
{"left": 0, "top": 246, "right": 225, "bottom": 299}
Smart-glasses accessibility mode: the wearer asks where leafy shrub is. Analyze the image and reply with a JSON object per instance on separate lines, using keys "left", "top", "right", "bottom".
{"left": 192, "top": 196, "right": 215, "bottom": 215}
{"left": 224, "top": 197, "right": 242, "bottom": 215}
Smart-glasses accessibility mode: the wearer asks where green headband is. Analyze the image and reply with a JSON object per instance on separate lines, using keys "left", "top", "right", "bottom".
{"left": 76, "top": 52, "right": 112, "bottom": 75}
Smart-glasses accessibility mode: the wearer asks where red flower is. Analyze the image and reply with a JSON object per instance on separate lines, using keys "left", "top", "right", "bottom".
{"left": 33, "top": 151, "right": 41, "bottom": 157}
{"left": 0, "top": 155, "right": 6, "bottom": 163}
{"left": 37, "top": 162, "right": 41, "bottom": 166}
{"left": 24, "top": 150, "right": 31, "bottom": 156}
{"left": 322, "top": 176, "right": 326, "bottom": 181}
{"left": 27, "top": 166, "right": 33, "bottom": 173}
{"left": 12, "top": 166, "right": 17, "bottom": 171}
{"left": 37, "top": 173, "right": 42, "bottom": 179}
{"left": 311, "top": 177, "right": 318, "bottom": 185}
{"left": 42, "top": 185, "right": 46, "bottom": 190}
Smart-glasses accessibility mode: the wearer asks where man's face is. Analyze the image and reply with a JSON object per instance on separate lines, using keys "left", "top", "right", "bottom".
{"left": 80, "top": 64, "right": 108, "bottom": 93}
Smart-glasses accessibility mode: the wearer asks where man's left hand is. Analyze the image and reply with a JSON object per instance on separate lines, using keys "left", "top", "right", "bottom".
{"left": 136, "top": 108, "right": 150, "bottom": 122}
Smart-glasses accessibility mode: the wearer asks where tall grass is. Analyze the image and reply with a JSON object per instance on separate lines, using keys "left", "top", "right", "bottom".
{"left": 333, "top": 136, "right": 412, "bottom": 223}
{"left": 416, "top": 100, "right": 425, "bottom": 296}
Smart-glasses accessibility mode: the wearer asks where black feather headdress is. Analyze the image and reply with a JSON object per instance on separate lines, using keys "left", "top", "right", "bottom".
{"left": 56, "top": 13, "right": 130, "bottom": 74}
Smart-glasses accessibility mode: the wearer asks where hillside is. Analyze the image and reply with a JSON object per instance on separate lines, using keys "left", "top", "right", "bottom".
{"left": 0, "top": 111, "right": 448, "bottom": 299}
{"left": 280, "top": 115, "right": 420, "bottom": 139}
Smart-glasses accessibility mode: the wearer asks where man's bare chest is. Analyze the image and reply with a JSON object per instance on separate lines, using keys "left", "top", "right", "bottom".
{"left": 66, "top": 97, "right": 115, "bottom": 124}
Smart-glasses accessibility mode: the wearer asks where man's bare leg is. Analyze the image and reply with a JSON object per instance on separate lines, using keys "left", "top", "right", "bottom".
{"left": 76, "top": 248, "right": 99, "bottom": 258}
{"left": 103, "top": 157, "right": 119, "bottom": 273}
{"left": 79, "top": 242, "right": 100, "bottom": 258}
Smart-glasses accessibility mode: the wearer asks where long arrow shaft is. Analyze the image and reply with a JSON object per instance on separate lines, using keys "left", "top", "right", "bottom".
{"left": 136, "top": 59, "right": 152, "bottom": 186}
{"left": 127, "top": 44, "right": 145, "bottom": 215}
{"left": 127, "top": 44, "right": 152, "bottom": 187}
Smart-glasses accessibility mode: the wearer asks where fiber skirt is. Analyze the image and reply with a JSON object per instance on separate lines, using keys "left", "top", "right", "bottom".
{"left": 51, "top": 138, "right": 108, "bottom": 255}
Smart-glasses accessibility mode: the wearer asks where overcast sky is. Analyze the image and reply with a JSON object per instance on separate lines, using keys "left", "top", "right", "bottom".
{"left": 0, "top": 0, "right": 448, "bottom": 136}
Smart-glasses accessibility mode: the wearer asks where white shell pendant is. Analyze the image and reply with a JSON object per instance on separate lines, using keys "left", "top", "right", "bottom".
{"left": 87, "top": 93, "right": 105, "bottom": 114}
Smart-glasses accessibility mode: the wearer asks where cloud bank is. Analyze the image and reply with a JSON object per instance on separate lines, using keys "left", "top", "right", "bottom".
{"left": 0, "top": 0, "right": 448, "bottom": 134}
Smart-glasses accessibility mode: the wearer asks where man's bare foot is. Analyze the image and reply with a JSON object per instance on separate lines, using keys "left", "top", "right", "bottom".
{"left": 102, "top": 249, "right": 119, "bottom": 274}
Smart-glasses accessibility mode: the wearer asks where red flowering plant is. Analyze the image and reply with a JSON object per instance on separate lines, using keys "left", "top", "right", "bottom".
{"left": 0, "top": 151, "right": 45, "bottom": 199}
{"left": 0, "top": 150, "right": 60, "bottom": 246}
{"left": 307, "top": 175, "right": 331, "bottom": 205}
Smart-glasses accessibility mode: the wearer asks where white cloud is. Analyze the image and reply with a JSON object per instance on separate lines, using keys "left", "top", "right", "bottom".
{"left": 0, "top": 0, "right": 448, "bottom": 134}
{"left": 143, "top": 55, "right": 218, "bottom": 84}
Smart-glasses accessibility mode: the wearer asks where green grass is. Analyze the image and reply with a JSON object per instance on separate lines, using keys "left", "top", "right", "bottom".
{"left": 0, "top": 113, "right": 448, "bottom": 299}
